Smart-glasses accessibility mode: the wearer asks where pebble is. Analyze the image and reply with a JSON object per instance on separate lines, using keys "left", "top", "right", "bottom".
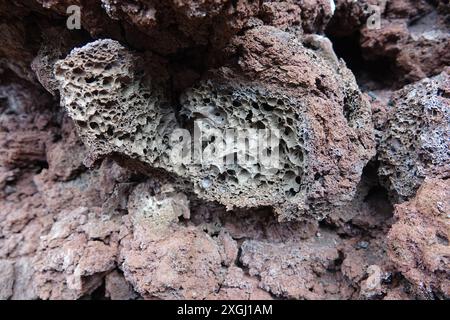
{"left": 356, "top": 240, "right": 369, "bottom": 250}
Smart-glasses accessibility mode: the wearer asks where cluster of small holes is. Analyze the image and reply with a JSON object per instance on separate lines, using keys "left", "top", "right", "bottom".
{"left": 55, "top": 40, "right": 178, "bottom": 163}
{"left": 180, "top": 81, "right": 307, "bottom": 203}
{"left": 54, "top": 39, "right": 375, "bottom": 219}
{"left": 379, "top": 74, "right": 450, "bottom": 200}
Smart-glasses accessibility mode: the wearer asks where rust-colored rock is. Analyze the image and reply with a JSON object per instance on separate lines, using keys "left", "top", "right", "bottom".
{"left": 387, "top": 178, "right": 450, "bottom": 299}
{"left": 360, "top": 3, "right": 449, "bottom": 84}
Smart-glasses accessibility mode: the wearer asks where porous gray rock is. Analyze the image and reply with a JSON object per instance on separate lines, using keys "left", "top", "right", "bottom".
{"left": 378, "top": 70, "right": 449, "bottom": 201}
{"left": 54, "top": 28, "right": 375, "bottom": 221}
{"left": 54, "top": 39, "right": 178, "bottom": 167}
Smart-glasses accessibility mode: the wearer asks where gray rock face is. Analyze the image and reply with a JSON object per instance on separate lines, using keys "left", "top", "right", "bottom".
{"left": 54, "top": 40, "right": 178, "bottom": 167}
{"left": 378, "top": 70, "right": 450, "bottom": 201}
{"left": 0, "top": 260, "right": 14, "bottom": 300}
{"left": 54, "top": 31, "right": 375, "bottom": 221}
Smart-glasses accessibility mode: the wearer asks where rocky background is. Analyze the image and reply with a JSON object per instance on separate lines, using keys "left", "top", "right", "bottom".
{"left": 0, "top": 0, "right": 449, "bottom": 300}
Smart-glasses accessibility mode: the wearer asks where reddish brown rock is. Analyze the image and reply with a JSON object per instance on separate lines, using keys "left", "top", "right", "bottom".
{"left": 0, "top": 260, "right": 14, "bottom": 300}
{"left": 210, "top": 266, "right": 273, "bottom": 300}
{"left": 0, "top": 0, "right": 447, "bottom": 302}
{"left": 105, "top": 270, "right": 137, "bottom": 300}
{"left": 33, "top": 206, "right": 122, "bottom": 299}
{"left": 119, "top": 183, "right": 225, "bottom": 299}
{"left": 46, "top": 118, "right": 86, "bottom": 181}
{"left": 360, "top": 6, "right": 449, "bottom": 83}
{"left": 0, "top": 82, "right": 54, "bottom": 170}
{"left": 387, "top": 178, "right": 450, "bottom": 299}
{"left": 239, "top": 231, "right": 354, "bottom": 299}
{"left": 339, "top": 233, "right": 397, "bottom": 299}
{"left": 326, "top": 0, "right": 390, "bottom": 37}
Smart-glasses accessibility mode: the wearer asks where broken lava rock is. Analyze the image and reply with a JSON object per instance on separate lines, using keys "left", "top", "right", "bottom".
{"left": 387, "top": 178, "right": 450, "bottom": 299}
{"left": 378, "top": 69, "right": 450, "bottom": 201}
{"left": 54, "top": 30, "right": 375, "bottom": 222}
{"left": 0, "top": 0, "right": 449, "bottom": 301}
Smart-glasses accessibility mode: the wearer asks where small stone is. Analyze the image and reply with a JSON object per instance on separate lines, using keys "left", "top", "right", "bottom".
{"left": 356, "top": 241, "right": 369, "bottom": 250}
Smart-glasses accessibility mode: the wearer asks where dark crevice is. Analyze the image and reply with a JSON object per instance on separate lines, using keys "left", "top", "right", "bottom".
{"left": 326, "top": 32, "right": 398, "bottom": 91}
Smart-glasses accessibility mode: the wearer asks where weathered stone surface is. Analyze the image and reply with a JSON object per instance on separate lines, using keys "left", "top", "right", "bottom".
{"left": 0, "top": 260, "right": 14, "bottom": 300}
{"left": 0, "top": 82, "right": 54, "bottom": 169}
{"left": 0, "top": 0, "right": 448, "bottom": 301}
{"left": 360, "top": 3, "right": 449, "bottom": 83}
{"left": 339, "top": 233, "right": 395, "bottom": 299}
{"left": 0, "top": 92, "right": 136, "bottom": 299}
{"left": 239, "top": 231, "right": 354, "bottom": 299}
{"left": 327, "top": 0, "right": 378, "bottom": 37}
{"left": 119, "top": 182, "right": 225, "bottom": 300}
{"left": 33, "top": 206, "right": 122, "bottom": 299}
{"left": 105, "top": 270, "right": 137, "bottom": 300}
{"left": 378, "top": 70, "right": 449, "bottom": 201}
{"left": 387, "top": 178, "right": 450, "bottom": 299}
{"left": 54, "top": 39, "right": 177, "bottom": 168}
{"left": 55, "top": 29, "right": 375, "bottom": 221}
{"left": 210, "top": 266, "right": 273, "bottom": 300}
{"left": 328, "top": 0, "right": 448, "bottom": 84}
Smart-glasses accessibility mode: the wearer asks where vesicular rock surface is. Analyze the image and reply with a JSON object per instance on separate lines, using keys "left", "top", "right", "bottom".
{"left": 0, "top": 0, "right": 449, "bottom": 300}
{"left": 54, "top": 27, "right": 375, "bottom": 221}
{"left": 378, "top": 69, "right": 449, "bottom": 201}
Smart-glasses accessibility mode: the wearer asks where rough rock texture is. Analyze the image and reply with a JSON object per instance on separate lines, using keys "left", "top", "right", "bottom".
{"left": 119, "top": 182, "right": 237, "bottom": 299}
{"left": 105, "top": 270, "right": 137, "bottom": 300}
{"left": 388, "top": 178, "right": 450, "bottom": 299}
{"left": 361, "top": 9, "right": 450, "bottom": 84}
{"left": 327, "top": 0, "right": 370, "bottom": 36}
{"left": 326, "top": 0, "right": 449, "bottom": 89}
{"left": 19, "top": 0, "right": 337, "bottom": 60}
{"left": 332, "top": 0, "right": 449, "bottom": 85}
{"left": 0, "top": 0, "right": 448, "bottom": 301}
{"left": 33, "top": 206, "right": 123, "bottom": 300}
{"left": 378, "top": 70, "right": 449, "bottom": 201}
{"left": 178, "top": 27, "right": 375, "bottom": 220}
{"left": 54, "top": 39, "right": 177, "bottom": 168}
{"left": 0, "top": 260, "right": 14, "bottom": 299}
{"left": 54, "top": 29, "right": 375, "bottom": 221}
{"left": 239, "top": 231, "right": 350, "bottom": 299}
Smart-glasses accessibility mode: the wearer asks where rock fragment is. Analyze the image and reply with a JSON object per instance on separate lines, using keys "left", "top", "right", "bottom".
{"left": 360, "top": 3, "right": 449, "bottom": 83}
{"left": 387, "top": 178, "right": 450, "bottom": 299}
{"left": 55, "top": 30, "right": 375, "bottom": 221}
{"left": 119, "top": 182, "right": 225, "bottom": 299}
{"left": 105, "top": 270, "right": 137, "bottom": 300}
{"left": 378, "top": 70, "right": 449, "bottom": 201}
{"left": 0, "top": 260, "right": 14, "bottom": 300}
{"left": 33, "top": 207, "right": 122, "bottom": 299}
{"left": 239, "top": 231, "right": 353, "bottom": 299}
